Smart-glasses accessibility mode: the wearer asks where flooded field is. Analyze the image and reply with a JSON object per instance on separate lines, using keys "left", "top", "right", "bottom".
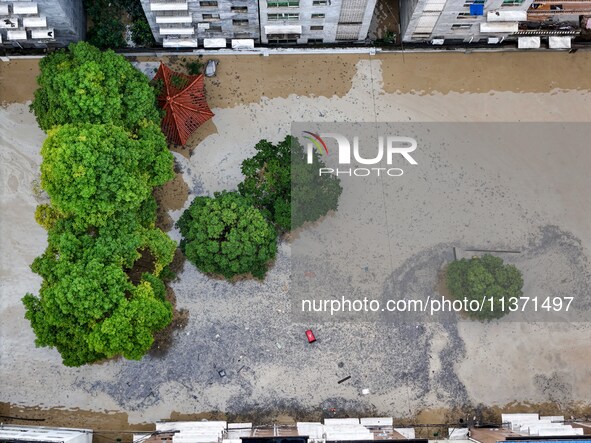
{"left": 1, "top": 51, "right": 591, "bottom": 430}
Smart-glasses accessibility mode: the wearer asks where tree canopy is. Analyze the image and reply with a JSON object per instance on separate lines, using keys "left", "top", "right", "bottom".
{"left": 177, "top": 191, "right": 277, "bottom": 279}
{"left": 40, "top": 123, "right": 173, "bottom": 228}
{"left": 23, "top": 204, "right": 176, "bottom": 366}
{"left": 446, "top": 254, "right": 524, "bottom": 320}
{"left": 24, "top": 42, "right": 176, "bottom": 367}
{"left": 30, "top": 42, "right": 160, "bottom": 132}
{"left": 84, "top": 0, "right": 155, "bottom": 49}
{"left": 238, "top": 136, "right": 342, "bottom": 232}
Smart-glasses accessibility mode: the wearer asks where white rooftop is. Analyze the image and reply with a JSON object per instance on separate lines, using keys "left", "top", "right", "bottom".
{"left": 204, "top": 38, "right": 227, "bottom": 48}
{"left": 163, "top": 37, "right": 198, "bottom": 47}
{"left": 502, "top": 413, "right": 582, "bottom": 437}
{"left": 0, "top": 425, "right": 92, "bottom": 443}
{"left": 156, "top": 421, "right": 227, "bottom": 443}
{"left": 12, "top": 2, "right": 38, "bottom": 14}
{"left": 23, "top": 16, "right": 47, "bottom": 28}
{"left": 30, "top": 28, "right": 54, "bottom": 39}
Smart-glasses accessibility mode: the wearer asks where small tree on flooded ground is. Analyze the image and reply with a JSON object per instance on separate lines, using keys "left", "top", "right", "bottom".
{"left": 238, "top": 135, "right": 342, "bottom": 233}
{"left": 177, "top": 192, "right": 277, "bottom": 280}
{"left": 446, "top": 254, "right": 524, "bottom": 320}
{"left": 178, "top": 136, "right": 342, "bottom": 281}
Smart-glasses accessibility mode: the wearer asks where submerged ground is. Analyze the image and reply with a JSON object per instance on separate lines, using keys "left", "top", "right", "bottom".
{"left": 1, "top": 52, "right": 591, "bottom": 425}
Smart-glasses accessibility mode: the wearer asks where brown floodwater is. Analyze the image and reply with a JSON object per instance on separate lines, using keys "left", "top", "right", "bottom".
{"left": 6, "top": 51, "right": 591, "bottom": 107}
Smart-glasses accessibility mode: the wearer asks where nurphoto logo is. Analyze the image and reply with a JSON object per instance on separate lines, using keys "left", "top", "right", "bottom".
{"left": 303, "top": 131, "right": 418, "bottom": 177}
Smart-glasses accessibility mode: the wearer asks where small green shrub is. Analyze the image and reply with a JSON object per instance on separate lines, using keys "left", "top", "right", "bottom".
{"left": 185, "top": 60, "right": 203, "bottom": 75}
{"left": 446, "top": 254, "right": 524, "bottom": 320}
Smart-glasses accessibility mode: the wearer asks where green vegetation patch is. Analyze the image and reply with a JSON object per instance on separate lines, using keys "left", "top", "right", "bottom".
{"left": 238, "top": 135, "right": 342, "bottom": 233}
{"left": 30, "top": 42, "right": 159, "bottom": 132}
{"left": 177, "top": 191, "right": 278, "bottom": 280}
{"left": 446, "top": 254, "right": 524, "bottom": 320}
{"left": 84, "top": 0, "right": 155, "bottom": 49}
{"left": 24, "top": 43, "right": 175, "bottom": 367}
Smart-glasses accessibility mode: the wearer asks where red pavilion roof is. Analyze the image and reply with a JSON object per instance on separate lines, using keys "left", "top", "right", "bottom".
{"left": 152, "top": 63, "right": 214, "bottom": 146}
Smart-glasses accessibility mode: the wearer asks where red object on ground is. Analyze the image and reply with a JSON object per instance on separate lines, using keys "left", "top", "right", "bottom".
{"left": 306, "top": 329, "right": 317, "bottom": 343}
{"left": 152, "top": 63, "right": 215, "bottom": 146}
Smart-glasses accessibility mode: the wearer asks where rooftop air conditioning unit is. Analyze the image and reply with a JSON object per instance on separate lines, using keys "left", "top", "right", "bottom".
{"left": 162, "top": 37, "right": 198, "bottom": 47}
{"left": 204, "top": 37, "right": 226, "bottom": 48}
{"left": 155, "top": 14, "right": 192, "bottom": 24}
{"left": 549, "top": 36, "right": 571, "bottom": 49}
{"left": 231, "top": 38, "right": 255, "bottom": 49}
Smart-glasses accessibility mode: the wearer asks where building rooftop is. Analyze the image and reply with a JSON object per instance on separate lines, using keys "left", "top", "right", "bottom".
{"left": 134, "top": 419, "right": 420, "bottom": 443}
{"left": 0, "top": 425, "right": 92, "bottom": 443}
{"left": 470, "top": 414, "right": 591, "bottom": 443}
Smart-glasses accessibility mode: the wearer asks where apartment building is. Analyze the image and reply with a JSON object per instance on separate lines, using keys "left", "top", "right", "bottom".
{"left": 139, "top": 0, "right": 377, "bottom": 47}
{"left": 0, "top": 0, "right": 85, "bottom": 48}
{"left": 400, "top": 0, "right": 591, "bottom": 45}
{"left": 140, "top": 0, "right": 259, "bottom": 48}
{"left": 259, "top": 0, "right": 377, "bottom": 44}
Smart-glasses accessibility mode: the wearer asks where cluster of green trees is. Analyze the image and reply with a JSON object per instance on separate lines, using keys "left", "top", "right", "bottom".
{"left": 446, "top": 254, "right": 524, "bottom": 320}
{"left": 24, "top": 42, "right": 175, "bottom": 366}
{"left": 178, "top": 136, "right": 342, "bottom": 280}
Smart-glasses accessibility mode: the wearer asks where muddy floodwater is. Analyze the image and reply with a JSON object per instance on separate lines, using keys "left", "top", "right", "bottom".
{"left": 1, "top": 52, "right": 591, "bottom": 430}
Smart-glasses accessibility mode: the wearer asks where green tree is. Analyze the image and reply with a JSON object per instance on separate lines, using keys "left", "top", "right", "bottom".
{"left": 40, "top": 123, "right": 173, "bottom": 228}
{"left": 177, "top": 191, "right": 277, "bottom": 279}
{"left": 34, "top": 204, "right": 63, "bottom": 231}
{"left": 185, "top": 59, "right": 203, "bottom": 75}
{"left": 87, "top": 17, "right": 126, "bottom": 50}
{"left": 86, "top": 282, "right": 172, "bottom": 360}
{"left": 446, "top": 254, "right": 524, "bottom": 320}
{"left": 24, "top": 40, "right": 176, "bottom": 367}
{"left": 238, "top": 136, "right": 342, "bottom": 232}
{"left": 131, "top": 19, "right": 155, "bottom": 47}
{"left": 30, "top": 42, "right": 160, "bottom": 132}
{"left": 23, "top": 221, "right": 175, "bottom": 366}
{"left": 84, "top": 0, "right": 154, "bottom": 49}
{"left": 291, "top": 141, "right": 343, "bottom": 230}
{"left": 84, "top": 0, "right": 126, "bottom": 49}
